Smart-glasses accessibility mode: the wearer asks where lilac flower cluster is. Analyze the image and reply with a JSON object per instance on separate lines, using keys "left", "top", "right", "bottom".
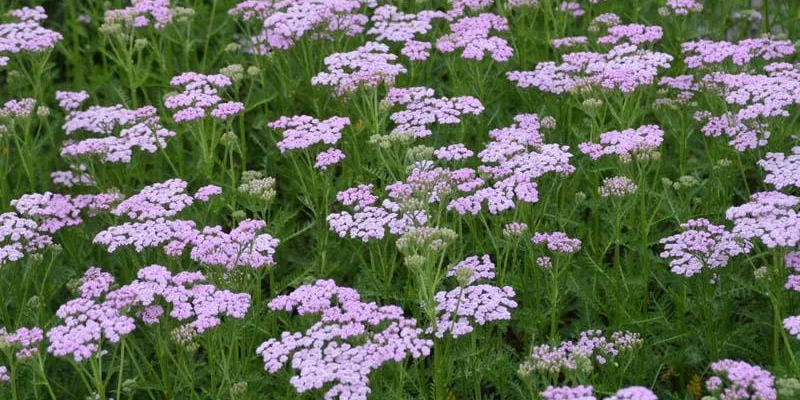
{"left": 448, "top": 114, "right": 574, "bottom": 215}
{"left": 228, "top": 0, "right": 373, "bottom": 55}
{"left": 659, "top": 218, "right": 751, "bottom": 277}
{"left": 725, "top": 191, "right": 800, "bottom": 249}
{"left": 598, "top": 176, "right": 638, "bottom": 198}
{"left": 367, "top": 6, "right": 446, "bottom": 61}
{"left": 552, "top": 36, "right": 589, "bottom": 49}
{"left": 579, "top": 125, "right": 664, "bottom": 162}
{"left": 0, "top": 98, "right": 37, "bottom": 118}
{"left": 522, "top": 330, "right": 642, "bottom": 374}
{"left": 0, "top": 366, "right": 7, "bottom": 383}
{"left": 434, "top": 143, "right": 474, "bottom": 161}
{"left": 103, "top": 0, "right": 193, "bottom": 31}
{"left": 312, "top": 42, "right": 406, "bottom": 96}
{"left": 111, "top": 179, "right": 197, "bottom": 220}
{"left": 682, "top": 38, "right": 795, "bottom": 69}
{"left": 48, "top": 265, "right": 250, "bottom": 361}
{"left": 605, "top": 387, "right": 658, "bottom": 400}
{"left": 0, "top": 212, "right": 52, "bottom": 266}
{"left": 695, "top": 64, "right": 800, "bottom": 151}
{"left": 12, "top": 191, "right": 124, "bottom": 233}
{"left": 532, "top": 231, "right": 582, "bottom": 254}
{"left": 94, "top": 180, "right": 279, "bottom": 270}
{"left": 705, "top": 359, "right": 777, "bottom": 400}
{"left": 55, "top": 90, "right": 89, "bottom": 111}
{"left": 508, "top": 44, "right": 673, "bottom": 94}
{"left": 0, "top": 7, "right": 63, "bottom": 67}
{"left": 436, "top": 13, "right": 513, "bottom": 62}
{"left": 431, "top": 255, "right": 517, "bottom": 338}
{"left": 559, "top": 2, "right": 585, "bottom": 18}
{"left": 257, "top": 279, "right": 432, "bottom": 400}
{"left": 598, "top": 24, "right": 663, "bottom": 46}
{"left": 164, "top": 72, "right": 243, "bottom": 122}
{"left": 61, "top": 101, "right": 175, "bottom": 163}
{"left": 51, "top": 164, "right": 96, "bottom": 188}
{"left": 541, "top": 385, "right": 595, "bottom": 400}
{"left": 268, "top": 114, "right": 349, "bottom": 170}
{"left": 503, "top": 222, "right": 529, "bottom": 237}
{"left": 385, "top": 86, "right": 484, "bottom": 138}
{"left": 663, "top": 0, "right": 703, "bottom": 16}
{"left": 759, "top": 147, "right": 800, "bottom": 189}
{"left": 3, "top": 327, "right": 44, "bottom": 359}
{"left": 328, "top": 184, "right": 428, "bottom": 242}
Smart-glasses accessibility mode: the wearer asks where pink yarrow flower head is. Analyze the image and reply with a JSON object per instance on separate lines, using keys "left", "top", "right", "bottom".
{"left": 55, "top": 90, "right": 90, "bottom": 112}
{"left": 758, "top": 147, "right": 800, "bottom": 190}
{"left": 0, "top": 7, "right": 63, "bottom": 67}
{"left": 448, "top": 114, "right": 573, "bottom": 215}
{"left": 532, "top": 231, "right": 582, "bottom": 254}
{"left": 508, "top": 44, "right": 673, "bottom": 94}
{"left": 4, "top": 327, "right": 44, "bottom": 359}
{"left": 726, "top": 191, "right": 800, "bottom": 249}
{"left": 103, "top": 0, "right": 192, "bottom": 30}
{"left": 0, "top": 213, "right": 52, "bottom": 266}
{"left": 682, "top": 38, "right": 795, "bottom": 69}
{"left": 12, "top": 192, "right": 123, "bottom": 233}
{"left": 228, "top": 0, "right": 370, "bottom": 54}
{"left": 705, "top": 359, "right": 777, "bottom": 400}
{"left": 386, "top": 86, "right": 484, "bottom": 138}
{"left": 579, "top": 125, "right": 664, "bottom": 162}
{"left": 598, "top": 24, "right": 663, "bottom": 46}
{"left": 431, "top": 254, "right": 517, "bottom": 338}
{"left": 503, "top": 222, "right": 528, "bottom": 237}
{"left": 269, "top": 115, "right": 350, "bottom": 153}
{"left": 434, "top": 143, "right": 474, "bottom": 161}
{"left": 190, "top": 219, "right": 280, "bottom": 270}
{"left": 312, "top": 41, "right": 406, "bottom": 96}
{"left": 436, "top": 13, "right": 513, "bottom": 62}
{"left": 0, "top": 366, "right": 8, "bottom": 382}
{"left": 314, "top": 147, "right": 346, "bottom": 170}
{"left": 598, "top": 176, "right": 637, "bottom": 197}
{"left": 659, "top": 218, "right": 751, "bottom": 277}
{"left": 523, "top": 330, "right": 642, "bottom": 374}
{"left": 664, "top": 0, "right": 703, "bottom": 15}
{"left": 257, "top": 279, "right": 432, "bottom": 400}
{"left": 552, "top": 36, "right": 589, "bottom": 49}
{"left": 541, "top": 385, "right": 596, "bottom": 400}
{"left": 367, "top": 6, "right": 446, "bottom": 60}
{"left": 48, "top": 265, "right": 250, "bottom": 361}
{"left": 605, "top": 386, "right": 657, "bottom": 400}
{"left": 61, "top": 102, "right": 176, "bottom": 163}
{"left": 0, "top": 98, "right": 37, "bottom": 118}
{"left": 93, "top": 218, "right": 199, "bottom": 255}
{"left": 559, "top": 2, "right": 584, "bottom": 18}
{"left": 336, "top": 184, "right": 378, "bottom": 211}
{"left": 164, "top": 72, "right": 242, "bottom": 122}
{"left": 112, "top": 179, "right": 195, "bottom": 220}
{"left": 328, "top": 198, "right": 428, "bottom": 242}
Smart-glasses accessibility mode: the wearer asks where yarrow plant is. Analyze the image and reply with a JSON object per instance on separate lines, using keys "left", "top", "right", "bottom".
{"left": 256, "top": 279, "right": 432, "bottom": 400}
{"left": 0, "top": 7, "right": 62, "bottom": 67}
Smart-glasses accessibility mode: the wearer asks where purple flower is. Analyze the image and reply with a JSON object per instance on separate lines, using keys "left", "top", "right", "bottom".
{"left": 524, "top": 330, "right": 642, "bottom": 374}
{"left": 579, "top": 125, "right": 664, "bottom": 162}
{"left": 55, "top": 91, "right": 89, "bottom": 111}
{"left": 598, "top": 24, "right": 663, "bottom": 46}
{"left": 257, "top": 279, "right": 432, "bottom": 400}
{"left": 436, "top": 13, "right": 513, "bottom": 62}
{"left": 431, "top": 255, "right": 517, "bottom": 338}
{"left": 659, "top": 218, "right": 751, "bottom": 277}
{"left": 0, "top": 7, "right": 63, "bottom": 66}
{"left": 312, "top": 42, "right": 406, "bottom": 96}
{"left": 541, "top": 385, "right": 595, "bottom": 400}
{"left": 190, "top": 219, "right": 280, "bottom": 270}
{"left": 705, "top": 359, "right": 777, "bottom": 400}
{"left": 61, "top": 103, "right": 175, "bottom": 163}
{"left": 12, "top": 192, "right": 123, "bottom": 233}
{"left": 164, "top": 72, "right": 238, "bottom": 122}
{"left": 532, "top": 231, "right": 582, "bottom": 254}
{"left": 112, "top": 179, "right": 194, "bottom": 220}
{"left": 194, "top": 185, "right": 222, "bottom": 202}
{"left": 759, "top": 147, "right": 800, "bottom": 190}
{"left": 4, "top": 327, "right": 44, "bottom": 359}
{"left": 269, "top": 115, "right": 350, "bottom": 153}
{"left": 682, "top": 38, "right": 794, "bottom": 69}
{"left": 599, "top": 176, "right": 638, "bottom": 197}
{"left": 386, "top": 86, "right": 484, "bottom": 138}
{"left": 0, "top": 213, "right": 52, "bottom": 266}
{"left": 314, "top": 148, "right": 346, "bottom": 170}
{"left": 605, "top": 386, "right": 657, "bottom": 400}
{"left": 726, "top": 191, "right": 800, "bottom": 248}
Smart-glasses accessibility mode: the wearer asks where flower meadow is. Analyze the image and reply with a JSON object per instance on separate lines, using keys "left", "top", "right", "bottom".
{"left": 2, "top": 1, "right": 800, "bottom": 400}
